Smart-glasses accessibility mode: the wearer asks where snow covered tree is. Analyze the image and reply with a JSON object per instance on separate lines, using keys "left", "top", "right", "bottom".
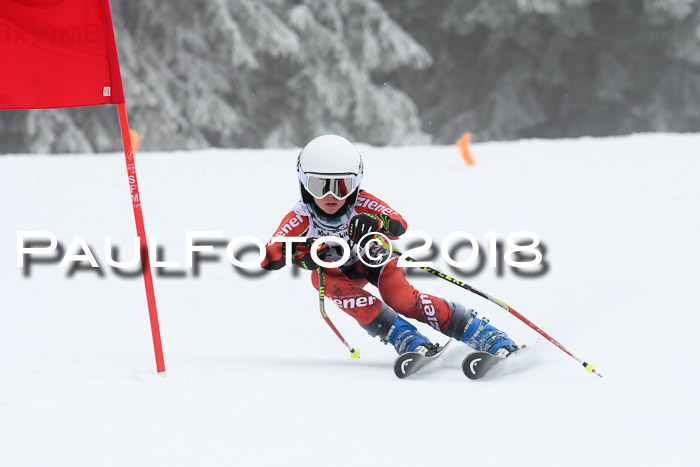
{"left": 242, "top": 0, "right": 433, "bottom": 147}
{"left": 4, "top": 0, "right": 700, "bottom": 152}
{"left": 380, "top": 0, "right": 700, "bottom": 142}
{"left": 0, "top": 0, "right": 431, "bottom": 153}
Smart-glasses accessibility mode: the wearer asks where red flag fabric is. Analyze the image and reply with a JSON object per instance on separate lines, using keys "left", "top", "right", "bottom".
{"left": 0, "top": 0, "right": 124, "bottom": 109}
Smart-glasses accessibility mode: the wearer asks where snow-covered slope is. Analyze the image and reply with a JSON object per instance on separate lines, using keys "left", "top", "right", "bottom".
{"left": 1, "top": 134, "right": 698, "bottom": 466}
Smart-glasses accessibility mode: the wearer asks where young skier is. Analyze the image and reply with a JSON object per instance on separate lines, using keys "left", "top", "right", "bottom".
{"left": 262, "top": 134, "right": 518, "bottom": 357}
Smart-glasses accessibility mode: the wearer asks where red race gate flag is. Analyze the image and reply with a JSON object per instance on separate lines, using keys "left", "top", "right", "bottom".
{"left": 0, "top": 0, "right": 166, "bottom": 374}
{"left": 0, "top": 0, "right": 124, "bottom": 108}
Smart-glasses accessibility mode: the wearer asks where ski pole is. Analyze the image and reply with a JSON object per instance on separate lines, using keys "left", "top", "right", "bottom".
{"left": 384, "top": 244, "right": 601, "bottom": 377}
{"left": 317, "top": 267, "right": 361, "bottom": 359}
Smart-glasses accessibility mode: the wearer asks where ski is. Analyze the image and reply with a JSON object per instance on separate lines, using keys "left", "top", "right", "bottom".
{"left": 394, "top": 340, "right": 452, "bottom": 379}
{"left": 462, "top": 352, "right": 501, "bottom": 380}
{"left": 462, "top": 346, "right": 527, "bottom": 380}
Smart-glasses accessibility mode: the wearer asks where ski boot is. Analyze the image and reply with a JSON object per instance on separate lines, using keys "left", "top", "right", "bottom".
{"left": 360, "top": 304, "right": 435, "bottom": 355}
{"left": 443, "top": 301, "right": 517, "bottom": 356}
{"left": 384, "top": 316, "right": 434, "bottom": 355}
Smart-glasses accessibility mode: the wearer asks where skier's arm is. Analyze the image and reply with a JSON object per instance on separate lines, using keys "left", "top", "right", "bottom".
{"left": 261, "top": 210, "right": 310, "bottom": 270}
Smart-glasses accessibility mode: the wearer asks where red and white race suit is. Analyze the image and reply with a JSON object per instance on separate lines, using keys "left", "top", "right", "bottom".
{"left": 262, "top": 191, "right": 454, "bottom": 329}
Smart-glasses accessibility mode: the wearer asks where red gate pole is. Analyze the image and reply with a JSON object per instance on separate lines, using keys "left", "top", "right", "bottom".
{"left": 116, "top": 103, "right": 166, "bottom": 375}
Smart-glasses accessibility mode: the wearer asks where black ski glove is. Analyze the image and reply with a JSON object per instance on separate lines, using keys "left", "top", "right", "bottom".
{"left": 375, "top": 213, "right": 405, "bottom": 237}
{"left": 290, "top": 241, "right": 330, "bottom": 270}
{"left": 347, "top": 213, "right": 406, "bottom": 247}
{"left": 347, "top": 213, "right": 385, "bottom": 246}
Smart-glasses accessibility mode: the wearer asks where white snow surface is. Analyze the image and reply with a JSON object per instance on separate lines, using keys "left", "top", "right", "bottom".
{"left": 1, "top": 134, "right": 699, "bottom": 466}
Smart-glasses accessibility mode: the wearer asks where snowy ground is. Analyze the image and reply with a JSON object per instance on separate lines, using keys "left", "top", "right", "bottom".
{"left": 1, "top": 134, "right": 699, "bottom": 466}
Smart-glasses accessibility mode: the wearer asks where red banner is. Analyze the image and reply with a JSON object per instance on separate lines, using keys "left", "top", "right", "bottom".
{"left": 0, "top": 0, "right": 124, "bottom": 109}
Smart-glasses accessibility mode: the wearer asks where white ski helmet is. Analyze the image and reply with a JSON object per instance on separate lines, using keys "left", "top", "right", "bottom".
{"left": 297, "top": 134, "right": 364, "bottom": 205}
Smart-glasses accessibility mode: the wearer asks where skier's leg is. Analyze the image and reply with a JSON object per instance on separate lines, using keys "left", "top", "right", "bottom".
{"left": 311, "top": 268, "right": 379, "bottom": 325}
{"left": 311, "top": 268, "right": 432, "bottom": 354}
{"left": 376, "top": 257, "right": 453, "bottom": 331}
{"left": 377, "top": 258, "right": 517, "bottom": 356}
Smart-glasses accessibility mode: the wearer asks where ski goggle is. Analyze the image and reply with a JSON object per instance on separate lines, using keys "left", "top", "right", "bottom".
{"left": 299, "top": 173, "right": 361, "bottom": 200}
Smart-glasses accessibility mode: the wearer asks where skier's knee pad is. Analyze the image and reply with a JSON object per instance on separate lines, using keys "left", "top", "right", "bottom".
{"left": 360, "top": 303, "right": 398, "bottom": 338}
{"left": 443, "top": 300, "right": 477, "bottom": 341}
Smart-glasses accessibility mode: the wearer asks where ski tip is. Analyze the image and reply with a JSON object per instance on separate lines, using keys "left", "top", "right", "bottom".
{"left": 462, "top": 351, "right": 499, "bottom": 380}
{"left": 349, "top": 348, "right": 361, "bottom": 359}
{"left": 394, "top": 354, "right": 415, "bottom": 379}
